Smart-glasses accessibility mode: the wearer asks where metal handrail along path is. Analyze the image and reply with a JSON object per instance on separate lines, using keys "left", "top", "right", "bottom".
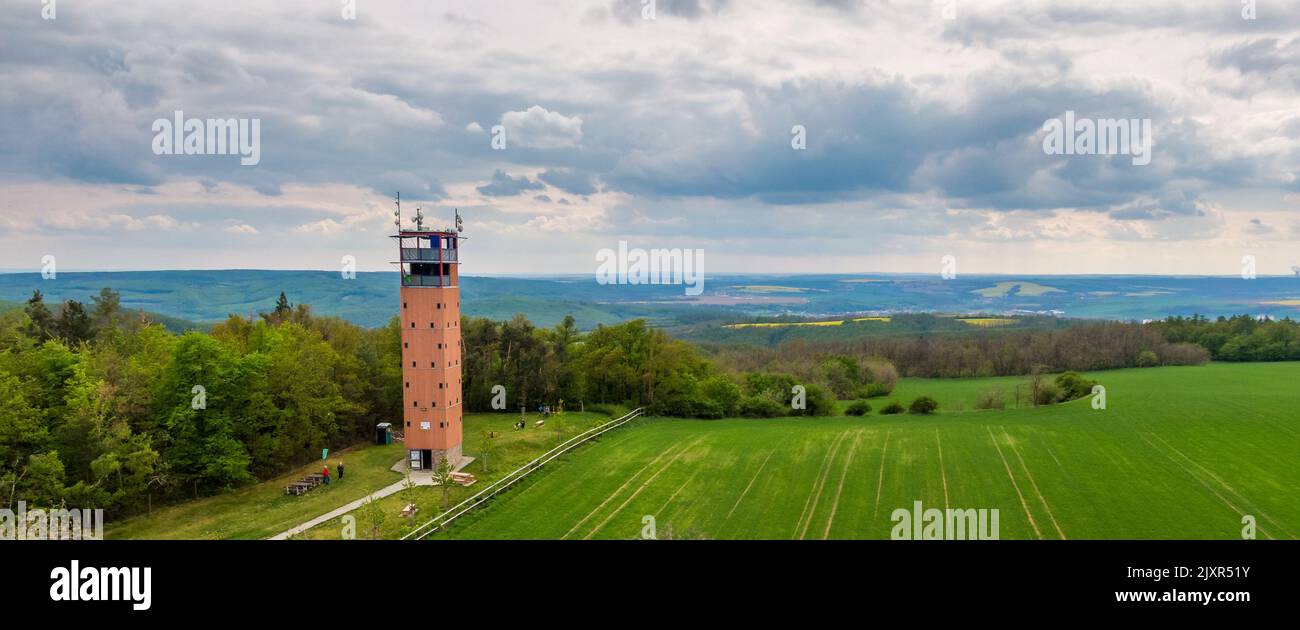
{"left": 402, "top": 408, "right": 645, "bottom": 540}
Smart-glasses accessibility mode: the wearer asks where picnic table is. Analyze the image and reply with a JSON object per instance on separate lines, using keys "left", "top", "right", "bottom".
{"left": 284, "top": 472, "right": 329, "bottom": 495}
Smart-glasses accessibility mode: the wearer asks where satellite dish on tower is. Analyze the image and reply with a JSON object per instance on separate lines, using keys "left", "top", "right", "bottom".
{"left": 455, "top": 208, "right": 463, "bottom": 233}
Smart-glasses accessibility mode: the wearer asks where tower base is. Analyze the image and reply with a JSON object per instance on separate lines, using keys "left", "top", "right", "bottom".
{"left": 407, "top": 444, "right": 463, "bottom": 471}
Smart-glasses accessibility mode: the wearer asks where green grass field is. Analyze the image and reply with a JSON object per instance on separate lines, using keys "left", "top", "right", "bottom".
{"left": 431, "top": 363, "right": 1300, "bottom": 540}
{"left": 107, "top": 411, "right": 617, "bottom": 539}
{"left": 287, "top": 410, "right": 617, "bottom": 540}
{"left": 106, "top": 441, "right": 408, "bottom": 539}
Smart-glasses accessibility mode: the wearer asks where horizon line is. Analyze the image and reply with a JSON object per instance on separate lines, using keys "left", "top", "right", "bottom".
{"left": 1, "top": 268, "right": 1299, "bottom": 279}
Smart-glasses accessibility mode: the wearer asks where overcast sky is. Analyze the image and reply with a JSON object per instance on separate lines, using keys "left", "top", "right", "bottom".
{"left": 1, "top": 0, "right": 1298, "bottom": 275}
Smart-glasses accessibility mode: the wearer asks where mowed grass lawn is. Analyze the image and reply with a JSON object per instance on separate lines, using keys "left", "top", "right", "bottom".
{"left": 110, "top": 411, "right": 617, "bottom": 540}
{"left": 298, "top": 410, "right": 619, "bottom": 539}
{"left": 106, "top": 441, "right": 407, "bottom": 539}
{"left": 437, "top": 363, "right": 1300, "bottom": 540}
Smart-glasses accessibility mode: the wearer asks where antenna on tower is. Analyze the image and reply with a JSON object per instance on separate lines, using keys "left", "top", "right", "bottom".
{"left": 414, "top": 206, "right": 425, "bottom": 232}
{"left": 393, "top": 192, "right": 401, "bottom": 231}
{"left": 455, "top": 208, "right": 463, "bottom": 233}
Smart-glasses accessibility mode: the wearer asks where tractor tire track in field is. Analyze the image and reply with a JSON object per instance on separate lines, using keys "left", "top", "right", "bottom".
{"left": 1000, "top": 426, "right": 1066, "bottom": 540}
{"left": 873, "top": 430, "right": 892, "bottom": 517}
{"left": 725, "top": 450, "right": 775, "bottom": 520}
{"left": 986, "top": 425, "right": 1044, "bottom": 540}
{"left": 1137, "top": 432, "right": 1272, "bottom": 539}
{"left": 1141, "top": 431, "right": 1290, "bottom": 539}
{"left": 506, "top": 427, "right": 646, "bottom": 505}
{"left": 821, "top": 430, "right": 866, "bottom": 539}
{"left": 1148, "top": 432, "right": 1292, "bottom": 538}
{"left": 654, "top": 468, "right": 702, "bottom": 518}
{"left": 795, "top": 429, "right": 852, "bottom": 539}
{"left": 935, "top": 429, "right": 949, "bottom": 511}
{"left": 562, "top": 437, "right": 690, "bottom": 539}
{"left": 582, "top": 435, "right": 707, "bottom": 539}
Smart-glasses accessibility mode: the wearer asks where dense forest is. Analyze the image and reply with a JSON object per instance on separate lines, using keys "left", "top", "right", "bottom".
{"left": 0, "top": 290, "right": 403, "bottom": 517}
{"left": 708, "top": 321, "right": 1213, "bottom": 378}
{"left": 0, "top": 291, "right": 847, "bottom": 518}
{"left": 1151, "top": 315, "right": 1300, "bottom": 361}
{"left": 458, "top": 315, "right": 844, "bottom": 420}
{"left": 3, "top": 286, "right": 1297, "bottom": 518}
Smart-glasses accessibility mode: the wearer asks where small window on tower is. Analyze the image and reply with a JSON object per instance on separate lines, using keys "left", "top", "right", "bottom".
{"left": 413, "top": 401, "right": 418, "bottom": 407}
{"left": 403, "top": 342, "right": 408, "bottom": 348}
{"left": 403, "top": 302, "right": 407, "bottom": 309}
{"left": 405, "top": 382, "right": 409, "bottom": 388}
{"left": 430, "top": 322, "right": 435, "bottom": 328}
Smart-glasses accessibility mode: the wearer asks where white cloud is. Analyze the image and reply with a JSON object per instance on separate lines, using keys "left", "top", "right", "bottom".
{"left": 500, "top": 106, "right": 583, "bottom": 149}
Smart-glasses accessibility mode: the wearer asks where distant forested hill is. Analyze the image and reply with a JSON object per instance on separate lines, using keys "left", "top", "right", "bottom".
{"left": 1, "top": 270, "right": 1298, "bottom": 330}
{"left": 0, "top": 271, "right": 725, "bottom": 329}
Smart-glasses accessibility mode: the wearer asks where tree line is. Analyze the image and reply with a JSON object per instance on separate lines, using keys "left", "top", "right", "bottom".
{"left": 459, "top": 315, "right": 856, "bottom": 419}
{"left": 707, "top": 320, "right": 1212, "bottom": 378}
{"left": 1150, "top": 315, "right": 1300, "bottom": 362}
{"left": 3, "top": 285, "right": 1289, "bottom": 519}
{"left": 1, "top": 292, "right": 857, "bottom": 518}
{"left": 1, "top": 290, "right": 401, "bottom": 517}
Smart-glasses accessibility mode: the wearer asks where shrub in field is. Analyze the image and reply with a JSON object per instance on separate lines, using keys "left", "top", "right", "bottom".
{"left": 1136, "top": 349, "right": 1159, "bottom": 367}
{"left": 1034, "top": 382, "right": 1062, "bottom": 406}
{"left": 1054, "top": 371, "right": 1096, "bottom": 401}
{"left": 880, "top": 401, "right": 906, "bottom": 415}
{"left": 974, "top": 388, "right": 1006, "bottom": 410}
{"left": 799, "top": 383, "right": 838, "bottom": 417}
{"left": 844, "top": 400, "right": 872, "bottom": 416}
{"left": 908, "top": 396, "right": 939, "bottom": 415}
{"left": 739, "top": 394, "right": 785, "bottom": 418}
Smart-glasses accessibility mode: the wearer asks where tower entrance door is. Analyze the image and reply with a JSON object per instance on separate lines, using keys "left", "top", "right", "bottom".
{"left": 409, "top": 449, "right": 432, "bottom": 471}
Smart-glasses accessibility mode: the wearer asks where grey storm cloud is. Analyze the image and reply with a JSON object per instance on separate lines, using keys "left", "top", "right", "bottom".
{"left": 609, "top": 0, "right": 732, "bottom": 22}
{"left": 538, "top": 169, "right": 598, "bottom": 196}
{"left": 476, "top": 170, "right": 544, "bottom": 197}
{"left": 0, "top": 0, "right": 1295, "bottom": 270}
{"left": 1210, "top": 37, "right": 1300, "bottom": 90}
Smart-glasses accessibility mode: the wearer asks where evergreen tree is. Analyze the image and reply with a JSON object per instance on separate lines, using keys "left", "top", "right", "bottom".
{"left": 90, "top": 287, "right": 123, "bottom": 333}
{"left": 55, "top": 300, "right": 93, "bottom": 345}
{"left": 23, "top": 290, "right": 54, "bottom": 341}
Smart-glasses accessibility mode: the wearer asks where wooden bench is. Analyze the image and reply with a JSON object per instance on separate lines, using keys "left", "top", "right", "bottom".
{"left": 284, "top": 473, "right": 329, "bottom": 495}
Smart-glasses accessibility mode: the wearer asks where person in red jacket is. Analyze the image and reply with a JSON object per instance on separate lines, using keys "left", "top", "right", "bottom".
{"left": 322, "top": 465, "right": 330, "bottom": 485}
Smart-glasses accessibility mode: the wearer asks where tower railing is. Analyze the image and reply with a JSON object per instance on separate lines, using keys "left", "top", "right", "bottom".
{"left": 401, "top": 274, "right": 453, "bottom": 287}
{"left": 401, "top": 247, "right": 458, "bottom": 262}
{"left": 402, "top": 407, "right": 646, "bottom": 540}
